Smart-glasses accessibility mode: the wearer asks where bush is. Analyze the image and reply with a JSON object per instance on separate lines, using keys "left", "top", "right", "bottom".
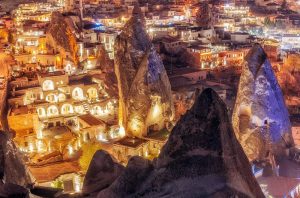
{"left": 79, "top": 142, "right": 101, "bottom": 171}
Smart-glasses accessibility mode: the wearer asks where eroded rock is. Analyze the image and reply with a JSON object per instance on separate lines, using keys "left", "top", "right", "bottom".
{"left": 95, "top": 89, "right": 264, "bottom": 198}
{"left": 82, "top": 150, "right": 124, "bottom": 195}
{"left": 232, "top": 44, "right": 292, "bottom": 162}
{"left": 114, "top": 4, "right": 174, "bottom": 137}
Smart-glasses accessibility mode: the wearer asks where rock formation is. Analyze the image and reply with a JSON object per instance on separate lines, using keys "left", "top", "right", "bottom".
{"left": 232, "top": 44, "right": 292, "bottom": 162}
{"left": 114, "top": 4, "right": 174, "bottom": 137}
{"left": 47, "top": 12, "right": 79, "bottom": 66}
{"left": 94, "top": 45, "right": 118, "bottom": 97}
{"left": 0, "top": 132, "right": 32, "bottom": 187}
{"left": 95, "top": 88, "right": 264, "bottom": 198}
{"left": 96, "top": 45, "right": 114, "bottom": 73}
{"left": 82, "top": 150, "right": 124, "bottom": 196}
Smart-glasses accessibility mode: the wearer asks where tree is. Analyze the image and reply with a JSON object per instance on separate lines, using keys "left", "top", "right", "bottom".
{"left": 79, "top": 142, "right": 101, "bottom": 171}
{"left": 51, "top": 179, "right": 63, "bottom": 189}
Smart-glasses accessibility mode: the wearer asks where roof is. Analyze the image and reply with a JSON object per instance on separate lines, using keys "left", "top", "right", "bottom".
{"left": 145, "top": 128, "right": 169, "bottom": 142}
{"left": 38, "top": 71, "right": 66, "bottom": 78}
{"left": 114, "top": 137, "right": 148, "bottom": 148}
{"left": 29, "top": 161, "right": 80, "bottom": 183}
{"left": 78, "top": 114, "right": 105, "bottom": 126}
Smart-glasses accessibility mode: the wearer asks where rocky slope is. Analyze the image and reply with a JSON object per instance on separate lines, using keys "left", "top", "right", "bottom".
{"left": 94, "top": 45, "right": 118, "bottom": 97}
{"left": 46, "top": 12, "right": 79, "bottom": 66}
{"left": 95, "top": 88, "right": 264, "bottom": 198}
{"left": 232, "top": 44, "right": 292, "bottom": 162}
{"left": 114, "top": 4, "right": 174, "bottom": 137}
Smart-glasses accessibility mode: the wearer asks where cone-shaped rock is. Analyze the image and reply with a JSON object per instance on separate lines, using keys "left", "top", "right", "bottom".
{"left": 232, "top": 44, "right": 292, "bottom": 162}
{"left": 97, "top": 88, "right": 264, "bottom": 198}
{"left": 126, "top": 48, "right": 174, "bottom": 137}
{"left": 114, "top": 4, "right": 173, "bottom": 137}
{"left": 82, "top": 150, "right": 124, "bottom": 196}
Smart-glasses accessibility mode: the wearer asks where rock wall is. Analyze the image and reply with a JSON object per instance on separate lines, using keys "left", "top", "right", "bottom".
{"left": 46, "top": 12, "right": 79, "bottom": 66}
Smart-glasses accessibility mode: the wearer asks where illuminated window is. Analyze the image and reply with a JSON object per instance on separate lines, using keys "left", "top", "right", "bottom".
{"left": 43, "top": 80, "right": 54, "bottom": 91}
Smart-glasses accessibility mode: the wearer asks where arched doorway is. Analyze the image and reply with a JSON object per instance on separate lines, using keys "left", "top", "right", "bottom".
{"left": 61, "top": 104, "right": 74, "bottom": 115}
{"left": 87, "top": 87, "right": 98, "bottom": 100}
{"left": 47, "top": 105, "right": 59, "bottom": 117}
{"left": 72, "top": 87, "right": 84, "bottom": 100}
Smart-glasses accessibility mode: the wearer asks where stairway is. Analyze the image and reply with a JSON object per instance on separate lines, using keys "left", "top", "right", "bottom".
{"left": 82, "top": 102, "right": 90, "bottom": 113}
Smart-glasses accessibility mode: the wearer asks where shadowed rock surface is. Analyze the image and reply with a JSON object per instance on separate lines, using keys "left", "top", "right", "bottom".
{"left": 95, "top": 88, "right": 264, "bottom": 198}
{"left": 95, "top": 45, "right": 118, "bottom": 96}
{"left": 82, "top": 150, "right": 124, "bottom": 196}
{"left": 0, "top": 183, "right": 29, "bottom": 198}
{"left": 0, "top": 132, "right": 32, "bottom": 187}
{"left": 232, "top": 44, "right": 292, "bottom": 162}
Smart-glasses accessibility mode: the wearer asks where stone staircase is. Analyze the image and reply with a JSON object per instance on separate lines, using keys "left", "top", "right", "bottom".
{"left": 82, "top": 102, "right": 90, "bottom": 113}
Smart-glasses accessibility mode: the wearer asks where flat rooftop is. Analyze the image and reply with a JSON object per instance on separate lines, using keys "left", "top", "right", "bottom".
{"left": 10, "top": 105, "right": 34, "bottom": 116}
{"left": 29, "top": 161, "right": 80, "bottom": 183}
{"left": 38, "top": 71, "right": 66, "bottom": 78}
{"left": 114, "top": 137, "right": 148, "bottom": 148}
{"left": 78, "top": 114, "right": 105, "bottom": 126}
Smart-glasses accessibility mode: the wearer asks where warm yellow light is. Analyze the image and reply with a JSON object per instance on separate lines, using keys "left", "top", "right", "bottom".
{"left": 152, "top": 103, "right": 161, "bottom": 118}
{"left": 28, "top": 142, "right": 34, "bottom": 153}
{"left": 73, "top": 175, "right": 81, "bottom": 192}
{"left": 68, "top": 145, "right": 73, "bottom": 155}
{"left": 119, "top": 125, "right": 126, "bottom": 137}
{"left": 144, "top": 150, "right": 148, "bottom": 157}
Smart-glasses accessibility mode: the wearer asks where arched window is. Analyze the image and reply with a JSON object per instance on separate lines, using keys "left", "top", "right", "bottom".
{"left": 43, "top": 80, "right": 54, "bottom": 91}
{"left": 46, "top": 93, "right": 58, "bottom": 103}
{"left": 75, "top": 105, "right": 85, "bottom": 114}
{"left": 91, "top": 106, "right": 101, "bottom": 115}
{"left": 47, "top": 105, "right": 59, "bottom": 117}
{"left": 87, "top": 87, "right": 98, "bottom": 100}
{"left": 72, "top": 87, "right": 84, "bottom": 100}
{"left": 58, "top": 93, "right": 66, "bottom": 102}
{"left": 37, "top": 107, "right": 46, "bottom": 117}
{"left": 61, "top": 104, "right": 74, "bottom": 115}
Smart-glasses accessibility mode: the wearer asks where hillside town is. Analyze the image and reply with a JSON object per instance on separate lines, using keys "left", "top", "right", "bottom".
{"left": 0, "top": 0, "right": 300, "bottom": 197}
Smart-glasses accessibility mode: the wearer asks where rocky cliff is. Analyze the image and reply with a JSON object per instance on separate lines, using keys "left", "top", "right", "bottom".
{"left": 232, "top": 44, "right": 292, "bottom": 162}
{"left": 47, "top": 12, "right": 79, "bottom": 66}
{"left": 0, "top": 132, "right": 32, "bottom": 197}
{"left": 94, "top": 88, "right": 264, "bottom": 198}
{"left": 114, "top": 4, "right": 174, "bottom": 137}
{"left": 94, "top": 45, "right": 118, "bottom": 97}
{"left": 0, "top": 132, "right": 31, "bottom": 187}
